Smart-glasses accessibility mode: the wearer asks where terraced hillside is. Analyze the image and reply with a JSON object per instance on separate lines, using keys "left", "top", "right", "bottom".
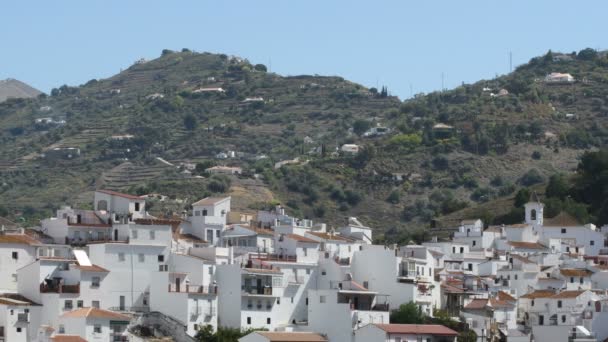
{"left": 1, "top": 48, "right": 608, "bottom": 241}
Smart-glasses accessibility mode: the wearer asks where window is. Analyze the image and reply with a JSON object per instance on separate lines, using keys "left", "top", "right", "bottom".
{"left": 16, "top": 327, "right": 22, "bottom": 333}
{"left": 135, "top": 202, "right": 140, "bottom": 211}
{"left": 558, "top": 300, "right": 562, "bottom": 308}
{"left": 92, "top": 301, "right": 100, "bottom": 308}
{"left": 452, "top": 247, "right": 456, "bottom": 253}
{"left": 138, "top": 254, "right": 145, "bottom": 262}
{"left": 321, "top": 270, "right": 326, "bottom": 276}
{"left": 77, "top": 300, "right": 83, "bottom": 308}
{"left": 159, "top": 265, "right": 168, "bottom": 271}
{"left": 590, "top": 240, "right": 595, "bottom": 246}
{"left": 460, "top": 247, "right": 464, "bottom": 253}
{"left": 531, "top": 300, "right": 535, "bottom": 307}
{"left": 267, "top": 317, "right": 271, "bottom": 324}
{"left": 91, "top": 276, "right": 100, "bottom": 288}
{"left": 158, "top": 255, "right": 165, "bottom": 262}
{"left": 131, "top": 230, "right": 138, "bottom": 239}
{"left": 580, "top": 277, "right": 584, "bottom": 284}
{"left": 247, "top": 317, "right": 251, "bottom": 325}
{"left": 363, "top": 281, "right": 369, "bottom": 289}
{"left": 216, "top": 230, "right": 220, "bottom": 238}
{"left": 539, "top": 315, "right": 544, "bottom": 325}
{"left": 306, "top": 298, "right": 309, "bottom": 306}
{"left": 277, "top": 298, "right": 280, "bottom": 305}
{"left": 561, "top": 228, "right": 567, "bottom": 234}
{"left": 64, "top": 300, "right": 73, "bottom": 310}
{"left": 209, "top": 267, "right": 214, "bottom": 275}
{"left": 247, "top": 299, "right": 252, "bottom": 309}
{"left": 468, "top": 264, "right": 473, "bottom": 271}
{"left": 195, "top": 211, "right": 200, "bottom": 216}
{"left": 11, "top": 252, "right": 18, "bottom": 260}
{"left": 570, "top": 277, "right": 574, "bottom": 283}
{"left": 306, "top": 268, "right": 311, "bottom": 275}
{"left": 118, "top": 253, "right": 125, "bottom": 262}
{"left": 150, "top": 230, "right": 155, "bottom": 240}
{"left": 291, "top": 297, "right": 294, "bottom": 303}
{"left": 202, "top": 209, "right": 208, "bottom": 216}
{"left": 514, "top": 274, "right": 518, "bottom": 280}
{"left": 194, "top": 324, "right": 199, "bottom": 331}
{"left": 303, "top": 248, "right": 308, "bottom": 257}
{"left": 320, "top": 296, "right": 326, "bottom": 303}
{"left": 94, "top": 325, "right": 101, "bottom": 333}
{"left": 562, "top": 315, "right": 566, "bottom": 323}
{"left": 59, "top": 325, "right": 65, "bottom": 334}
{"left": 472, "top": 240, "right": 476, "bottom": 247}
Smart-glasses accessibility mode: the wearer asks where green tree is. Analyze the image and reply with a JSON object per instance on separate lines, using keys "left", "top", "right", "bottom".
{"left": 184, "top": 114, "right": 198, "bottom": 131}
{"left": 519, "top": 169, "right": 544, "bottom": 186}
{"left": 254, "top": 64, "right": 267, "bottom": 72}
{"left": 353, "top": 119, "right": 371, "bottom": 136}
{"left": 514, "top": 188, "right": 531, "bottom": 208}
{"left": 577, "top": 48, "right": 598, "bottom": 60}
{"left": 390, "top": 302, "right": 424, "bottom": 324}
{"left": 386, "top": 190, "right": 400, "bottom": 204}
{"left": 546, "top": 174, "right": 569, "bottom": 199}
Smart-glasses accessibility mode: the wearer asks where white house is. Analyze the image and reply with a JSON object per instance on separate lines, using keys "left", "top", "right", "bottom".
{"left": 340, "top": 144, "right": 359, "bottom": 154}
{"left": 354, "top": 323, "right": 458, "bottom": 342}
{"left": 239, "top": 331, "right": 327, "bottom": 342}
{"left": 544, "top": 72, "right": 575, "bottom": 83}
{"left": 55, "top": 307, "right": 130, "bottom": 342}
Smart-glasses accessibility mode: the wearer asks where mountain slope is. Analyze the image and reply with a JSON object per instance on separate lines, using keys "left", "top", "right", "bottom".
{"left": 0, "top": 78, "right": 42, "bottom": 102}
{"left": 1, "top": 48, "right": 608, "bottom": 241}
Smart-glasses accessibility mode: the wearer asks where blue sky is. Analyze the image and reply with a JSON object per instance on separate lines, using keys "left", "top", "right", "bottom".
{"left": 1, "top": 1, "right": 605, "bottom": 99}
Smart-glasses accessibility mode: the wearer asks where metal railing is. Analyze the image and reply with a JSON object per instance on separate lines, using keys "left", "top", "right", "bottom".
{"left": 40, "top": 282, "right": 80, "bottom": 294}
{"left": 168, "top": 284, "right": 217, "bottom": 294}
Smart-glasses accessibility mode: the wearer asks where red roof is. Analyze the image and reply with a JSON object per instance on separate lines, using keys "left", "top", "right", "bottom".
{"left": 285, "top": 234, "right": 319, "bottom": 244}
{"left": 464, "top": 298, "right": 488, "bottom": 310}
{"left": 96, "top": 189, "right": 142, "bottom": 200}
{"left": 373, "top": 324, "right": 458, "bottom": 336}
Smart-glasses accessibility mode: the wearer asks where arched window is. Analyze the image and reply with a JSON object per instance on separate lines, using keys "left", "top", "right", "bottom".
{"left": 97, "top": 200, "right": 108, "bottom": 211}
{"left": 531, "top": 209, "right": 537, "bottom": 221}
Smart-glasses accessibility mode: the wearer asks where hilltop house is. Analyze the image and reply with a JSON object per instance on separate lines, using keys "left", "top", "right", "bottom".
{"left": 544, "top": 72, "right": 575, "bottom": 83}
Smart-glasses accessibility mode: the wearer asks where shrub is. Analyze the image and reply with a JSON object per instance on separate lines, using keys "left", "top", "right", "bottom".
{"left": 519, "top": 169, "right": 545, "bottom": 186}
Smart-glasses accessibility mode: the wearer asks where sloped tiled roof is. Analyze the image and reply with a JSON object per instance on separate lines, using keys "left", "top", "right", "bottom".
{"left": 61, "top": 307, "right": 130, "bottom": 320}
{"left": 560, "top": 269, "right": 593, "bottom": 277}
{"left": 75, "top": 264, "right": 109, "bottom": 273}
{"left": 464, "top": 298, "right": 488, "bottom": 310}
{"left": 520, "top": 290, "right": 556, "bottom": 299}
{"left": 255, "top": 331, "right": 328, "bottom": 341}
{"left": 192, "top": 197, "right": 229, "bottom": 206}
{"left": 0, "top": 293, "right": 41, "bottom": 306}
{"left": 96, "top": 189, "right": 142, "bottom": 200}
{"left": 551, "top": 290, "right": 586, "bottom": 299}
{"left": 285, "top": 234, "right": 319, "bottom": 244}
{"left": 508, "top": 241, "right": 546, "bottom": 249}
{"left": 543, "top": 212, "right": 583, "bottom": 227}
{"left": 497, "top": 291, "right": 516, "bottom": 302}
{"left": 307, "top": 232, "right": 350, "bottom": 242}
{"left": 51, "top": 335, "right": 87, "bottom": 342}
{"left": 373, "top": 324, "right": 458, "bottom": 336}
{"left": 0, "top": 233, "right": 41, "bottom": 246}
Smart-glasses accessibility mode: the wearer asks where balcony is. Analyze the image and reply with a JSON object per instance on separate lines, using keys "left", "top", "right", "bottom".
{"left": 111, "top": 333, "right": 129, "bottom": 341}
{"left": 168, "top": 284, "right": 217, "bottom": 295}
{"left": 40, "top": 282, "right": 80, "bottom": 294}
{"left": 242, "top": 286, "right": 274, "bottom": 296}
{"left": 249, "top": 254, "right": 297, "bottom": 262}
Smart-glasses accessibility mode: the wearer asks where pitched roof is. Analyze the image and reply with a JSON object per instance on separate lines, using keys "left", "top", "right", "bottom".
{"left": 243, "top": 268, "right": 282, "bottom": 275}
{"left": 497, "top": 291, "right": 516, "bottom": 302}
{"left": 51, "top": 336, "right": 87, "bottom": 342}
{"left": 464, "top": 298, "right": 488, "bottom": 310}
{"left": 192, "top": 196, "right": 230, "bottom": 206}
{"left": 96, "top": 189, "right": 142, "bottom": 200}
{"left": 510, "top": 254, "right": 534, "bottom": 264}
{"left": 61, "top": 307, "right": 130, "bottom": 320}
{"left": 176, "top": 233, "right": 207, "bottom": 243}
{"left": 0, "top": 293, "right": 41, "bottom": 306}
{"left": 508, "top": 241, "right": 546, "bottom": 249}
{"left": 75, "top": 264, "right": 109, "bottom": 273}
{"left": 0, "top": 233, "right": 41, "bottom": 246}
{"left": 520, "top": 290, "right": 556, "bottom": 299}
{"left": 307, "top": 232, "right": 350, "bottom": 242}
{"left": 551, "top": 290, "right": 587, "bottom": 299}
{"left": 560, "top": 269, "right": 593, "bottom": 277}
{"left": 543, "top": 212, "right": 583, "bottom": 227}
{"left": 285, "top": 234, "right": 319, "bottom": 244}
{"left": 373, "top": 324, "right": 459, "bottom": 336}
{"left": 254, "top": 332, "right": 328, "bottom": 341}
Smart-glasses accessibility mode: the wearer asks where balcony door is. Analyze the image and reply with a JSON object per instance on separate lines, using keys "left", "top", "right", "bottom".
{"left": 119, "top": 296, "right": 125, "bottom": 311}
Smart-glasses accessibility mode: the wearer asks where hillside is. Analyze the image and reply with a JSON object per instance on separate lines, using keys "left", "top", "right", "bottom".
{"left": 1, "top": 48, "right": 608, "bottom": 241}
{"left": 0, "top": 78, "right": 42, "bottom": 102}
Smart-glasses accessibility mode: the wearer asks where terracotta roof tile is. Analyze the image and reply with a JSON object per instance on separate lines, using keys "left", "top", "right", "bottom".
{"left": 192, "top": 197, "right": 230, "bottom": 206}
{"left": 560, "top": 269, "right": 593, "bottom": 277}
{"left": 285, "top": 234, "right": 319, "bottom": 244}
{"left": 508, "top": 241, "right": 546, "bottom": 249}
{"left": 497, "top": 291, "right": 516, "bottom": 302}
{"left": 520, "top": 290, "right": 556, "bottom": 299}
{"left": 61, "top": 307, "right": 130, "bottom": 320}
{"left": 75, "top": 264, "right": 109, "bottom": 273}
{"left": 464, "top": 298, "right": 488, "bottom": 310}
{"left": 543, "top": 212, "right": 583, "bottom": 227}
{"left": 0, "top": 233, "right": 41, "bottom": 246}
{"left": 373, "top": 324, "right": 459, "bottom": 336}
{"left": 255, "top": 332, "right": 328, "bottom": 341}
{"left": 551, "top": 290, "right": 587, "bottom": 299}
{"left": 96, "top": 189, "right": 142, "bottom": 200}
{"left": 0, "top": 293, "right": 41, "bottom": 306}
{"left": 307, "top": 232, "right": 350, "bottom": 242}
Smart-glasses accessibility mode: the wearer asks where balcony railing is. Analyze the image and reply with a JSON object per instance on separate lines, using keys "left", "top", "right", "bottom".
{"left": 250, "top": 254, "right": 297, "bottom": 262}
{"left": 111, "top": 333, "right": 129, "bottom": 342}
{"left": 168, "top": 284, "right": 217, "bottom": 295}
{"left": 40, "top": 282, "right": 80, "bottom": 294}
{"left": 17, "top": 313, "right": 29, "bottom": 323}
{"left": 242, "top": 286, "right": 273, "bottom": 296}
